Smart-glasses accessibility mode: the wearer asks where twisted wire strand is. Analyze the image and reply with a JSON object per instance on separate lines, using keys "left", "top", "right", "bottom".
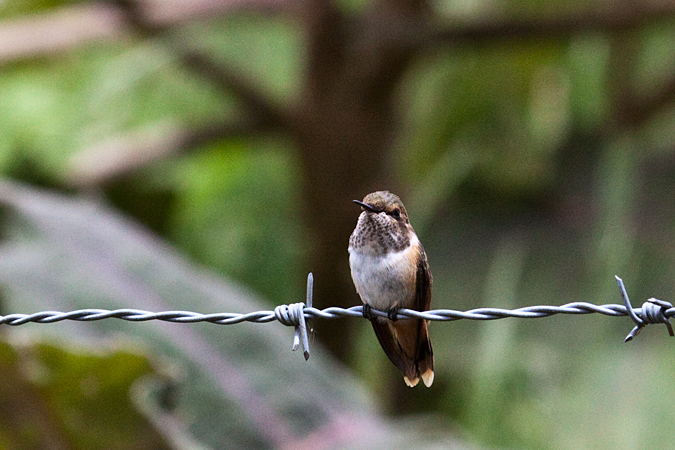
{"left": 0, "top": 302, "right": 671, "bottom": 326}
{"left": 0, "top": 275, "right": 671, "bottom": 358}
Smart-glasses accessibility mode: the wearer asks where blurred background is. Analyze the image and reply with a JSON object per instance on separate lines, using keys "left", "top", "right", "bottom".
{"left": 0, "top": 0, "right": 674, "bottom": 449}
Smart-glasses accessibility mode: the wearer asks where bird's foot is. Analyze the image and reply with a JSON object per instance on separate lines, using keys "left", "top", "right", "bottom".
{"left": 362, "top": 304, "right": 373, "bottom": 320}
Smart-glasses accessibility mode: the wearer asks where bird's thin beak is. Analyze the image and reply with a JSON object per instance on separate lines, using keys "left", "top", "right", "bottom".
{"left": 353, "top": 200, "right": 382, "bottom": 213}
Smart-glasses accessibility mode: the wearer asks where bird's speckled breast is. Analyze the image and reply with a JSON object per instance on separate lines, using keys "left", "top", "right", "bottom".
{"left": 348, "top": 211, "right": 410, "bottom": 256}
{"left": 348, "top": 234, "right": 419, "bottom": 311}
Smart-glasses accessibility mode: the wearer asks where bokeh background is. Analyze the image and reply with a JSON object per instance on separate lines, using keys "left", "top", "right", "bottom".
{"left": 0, "top": 0, "right": 674, "bottom": 449}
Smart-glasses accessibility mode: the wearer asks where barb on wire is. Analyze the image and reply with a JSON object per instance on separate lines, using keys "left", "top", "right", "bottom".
{"left": 274, "top": 273, "right": 313, "bottom": 359}
{"left": 0, "top": 274, "right": 672, "bottom": 357}
{"left": 615, "top": 275, "right": 674, "bottom": 342}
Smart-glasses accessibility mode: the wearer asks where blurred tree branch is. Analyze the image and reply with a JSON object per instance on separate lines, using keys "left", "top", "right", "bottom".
{"left": 615, "top": 72, "right": 675, "bottom": 128}
{"left": 0, "top": 3, "right": 122, "bottom": 63}
{"left": 0, "top": 1, "right": 283, "bottom": 64}
{"left": 111, "top": 0, "right": 289, "bottom": 128}
{"left": 67, "top": 118, "right": 274, "bottom": 186}
{"left": 432, "top": 2, "right": 675, "bottom": 44}
{"left": 3, "top": 1, "right": 674, "bottom": 63}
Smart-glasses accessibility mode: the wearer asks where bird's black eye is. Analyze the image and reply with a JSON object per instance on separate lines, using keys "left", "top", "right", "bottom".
{"left": 389, "top": 208, "right": 401, "bottom": 219}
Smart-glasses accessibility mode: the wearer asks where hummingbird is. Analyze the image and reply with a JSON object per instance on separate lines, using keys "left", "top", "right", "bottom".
{"left": 348, "top": 191, "right": 434, "bottom": 387}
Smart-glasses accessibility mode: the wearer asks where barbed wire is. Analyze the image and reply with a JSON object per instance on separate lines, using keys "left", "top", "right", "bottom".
{"left": 0, "top": 275, "right": 671, "bottom": 359}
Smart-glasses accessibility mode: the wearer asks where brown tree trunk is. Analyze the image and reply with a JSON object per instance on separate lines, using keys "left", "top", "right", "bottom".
{"left": 293, "top": 0, "right": 429, "bottom": 359}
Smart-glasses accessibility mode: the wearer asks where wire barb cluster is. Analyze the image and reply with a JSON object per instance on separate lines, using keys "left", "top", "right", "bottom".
{"left": 615, "top": 276, "right": 674, "bottom": 342}
{"left": 0, "top": 274, "right": 672, "bottom": 358}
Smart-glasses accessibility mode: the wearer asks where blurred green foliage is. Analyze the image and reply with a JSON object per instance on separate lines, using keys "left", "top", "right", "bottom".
{"left": 0, "top": 336, "right": 168, "bottom": 450}
{"left": 161, "top": 140, "right": 303, "bottom": 302}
